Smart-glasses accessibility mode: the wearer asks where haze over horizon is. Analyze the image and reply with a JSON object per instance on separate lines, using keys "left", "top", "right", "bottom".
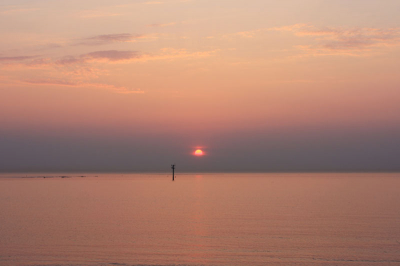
{"left": 1, "top": 0, "right": 400, "bottom": 172}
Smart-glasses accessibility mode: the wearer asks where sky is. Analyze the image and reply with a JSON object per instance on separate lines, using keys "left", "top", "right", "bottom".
{"left": 0, "top": 0, "right": 399, "bottom": 172}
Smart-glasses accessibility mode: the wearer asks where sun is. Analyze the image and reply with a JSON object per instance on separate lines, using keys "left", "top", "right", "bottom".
{"left": 194, "top": 149, "right": 204, "bottom": 156}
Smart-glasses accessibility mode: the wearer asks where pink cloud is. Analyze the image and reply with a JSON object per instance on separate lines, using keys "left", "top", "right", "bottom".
{"left": 143, "top": 1, "right": 164, "bottom": 5}
{"left": 55, "top": 48, "right": 214, "bottom": 65}
{"left": 226, "top": 24, "right": 400, "bottom": 56}
{"left": 83, "top": 50, "right": 141, "bottom": 62}
{"left": 0, "top": 47, "right": 217, "bottom": 95}
{"left": 20, "top": 78, "right": 144, "bottom": 94}
{"left": 56, "top": 56, "right": 84, "bottom": 65}
{"left": 54, "top": 50, "right": 141, "bottom": 66}
{"left": 272, "top": 24, "right": 400, "bottom": 56}
{"left": 78, "top": 10, "right": 122, "bottom": 19}
{"left": 0, "top": 56, "right": 36, "bottom": 62}
{"left": 1, "top": 47, "right": 216, "bottom": 70}
{"left": 0, "top": 7, "right": 39, "bottom": 15}
{"left": 147, "top": 22, "right": 177, "bottom": 28}
{"left": 77, "top": 33, "right": 146, "bottom": 46}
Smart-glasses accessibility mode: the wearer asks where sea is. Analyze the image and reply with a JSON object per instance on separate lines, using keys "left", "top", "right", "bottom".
{"left": 0, "top": 173, "right": 399, "bottom": 266}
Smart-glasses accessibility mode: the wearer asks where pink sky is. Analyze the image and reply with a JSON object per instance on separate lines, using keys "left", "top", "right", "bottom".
{"left": 1, "top": 0, "right": 399, "bottom": 172}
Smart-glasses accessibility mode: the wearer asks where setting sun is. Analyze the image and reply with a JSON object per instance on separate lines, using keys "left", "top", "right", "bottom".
{"left": 194, "top": 149, "right": 204, "bottom": 156}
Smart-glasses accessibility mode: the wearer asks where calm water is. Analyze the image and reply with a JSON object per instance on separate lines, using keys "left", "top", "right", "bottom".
{"left": 0, "top": 173, "right": 399, "bottom": 266}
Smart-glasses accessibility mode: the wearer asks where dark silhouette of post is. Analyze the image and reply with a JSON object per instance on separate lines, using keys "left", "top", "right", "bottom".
{"left": 171, "top": 164, "right": 175, "bottom": 181}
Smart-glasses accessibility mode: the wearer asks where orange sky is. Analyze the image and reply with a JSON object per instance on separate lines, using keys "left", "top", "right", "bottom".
{"left": 1, "top": 0, "right": 399, "bottom": 172}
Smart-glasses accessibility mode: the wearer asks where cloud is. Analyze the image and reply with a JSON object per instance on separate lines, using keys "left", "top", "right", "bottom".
{"left": 84, "top": 50, "right": 141, "bottom": 62}
{"left": 147, "top": 22, "right": 177, "bottom": 28}
{"left": 0, "top": 7, "right": 39, "bottom": 15}
{"left": 138, "top": 48, "right": 219, "bottom": 62}
{"left": 1, "top": 47, "right": 217, "bottom": 71}
{"left": 55, "top": 48, "right": 217, "bottom": 65}
{"left": 34, "top": 43, "right": 64, "bottom": 51}
{"left": 0, "top": 45, "right": 217, "bottom": 95}
{"left": 78, "top": 10, "right": 121, "bottom": 19}
{"left": 225, "top": 24, "right": 400, "bottom": 56}
{"left": 222, "top": 28, "right": 267, "bottom": 39}
{"left": 77, "top": 33, "right": 146, "bottom": 46}
{"left": 1, "top": 48, "right": 218, "bottom": 94}
{"left": 269, "top": 24, "right": 309, "bottom": 33}
{"left": 54, "top": 50, "right": 141, "bottom": 66}
{"left": 118, "top": 0, "right": 191, "bottom": 7}
{"left": 143, "top": 1, "right": 164, "bottom": 4}
{"left": 56, "top": 56, "right": 84, "bottom": 66}
{"left": 20, "top": 78, "right": 144, "bottom": 94}
{"left": 296, "top": 26, "right": 400, "bottom": 49}
{"left": 22, "top": 78, "right": 77, "bottom": 86}
{"left": 0, "top": 56, "right": 36, "bottom": 62}
{"left": 271, "top": 24, "right": 400, "bottom": 56}
{"left": 1, "top": 46, "right": 218, "bottom": 69}
{"left": 0, "top": 75, "right": 17, "bottom": 86}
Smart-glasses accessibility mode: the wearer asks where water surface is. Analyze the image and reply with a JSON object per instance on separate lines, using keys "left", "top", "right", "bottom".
{"left": 0, "top": 173, "right": 399, "bottom": 265}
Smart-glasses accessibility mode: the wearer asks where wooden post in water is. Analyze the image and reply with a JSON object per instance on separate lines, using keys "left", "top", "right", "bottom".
{"left": 171, "top": 164, "right": 175, "bottom": 181}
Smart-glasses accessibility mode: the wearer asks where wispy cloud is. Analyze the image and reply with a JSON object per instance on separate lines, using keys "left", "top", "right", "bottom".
{"left": 143, "top": 1, "right": 164, "bottom": 4}
{"left": 1, "top": 47, "right": 218, "bottom": 69}
{"left": 269, "top": 24, "right": 308, "bottom": 33}
{"left": 78, "top": 10, "right": 121, "bottom": 19}
{"left": 75, "top": 33, "right": 158, "bottom": 46}
{"left": 55, "top": 48, "right": 217, "bottom": 65}
{"left": 22, "top": 78, "right": 77, "bottom": 86}
{"left": 273, "top": 24, "right": 400, "bottom": 56}
{"left": 0, "top": 6, "right": 39, "bottom": 15}
{"left": 222, "top": 28, "right": 267, "bottom": 39}
{"left": 147, "top": 22, "right": 177, "bottom": 28}
{"left": 55, "top": 56, "right": 83, "bottom": 66}
{"left": 55, "top": 50, "right": 141, "bottom": 65}
{"left": 0, "top": 75, "right": 16, "bottom": 86}
{"left": 77, "top": 34, "right": 146, "bottom": 46}
{"left": 20, "top": 78, "right": 144, "bottom": 94}
{"left": 0, "top": 56, "right": 36, "bottom": 62}
{"left": 118, "top": 0, "right": 192, "bottom": 7}
{"left": 140, "top": 48, "right": 218, "bottom": 61}
{"left": 34, "top": 43, "right": 64, "bottom": 51}
{"left": 0, "top": 47, "right": 217, "bottom": 94}
{"left": 0, "top": 55, "right": 133, "bottom": 94}
{"left": 225, "top": 24, "right": 400, "bottom": 56}
{"left": 84, "top": 50, "right": 141, "bottom": 62}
